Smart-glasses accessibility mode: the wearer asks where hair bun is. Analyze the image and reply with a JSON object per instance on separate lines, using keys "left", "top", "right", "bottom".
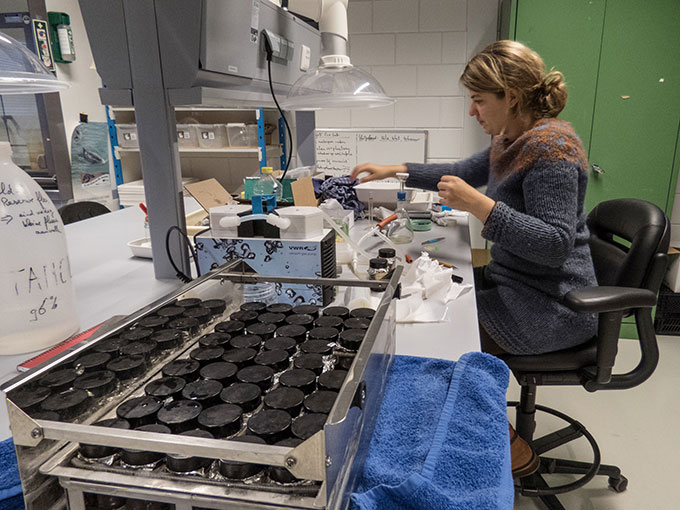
{"left": 534, "top": 70, "right": 567, "bottom": 118}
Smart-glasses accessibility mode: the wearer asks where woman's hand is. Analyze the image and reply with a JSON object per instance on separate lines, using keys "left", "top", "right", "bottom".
{"left": 437, "top": 175, "right": 496, "bottom": 223}
{"left": 350, "top": 163, "right": 407, "bottom": 183}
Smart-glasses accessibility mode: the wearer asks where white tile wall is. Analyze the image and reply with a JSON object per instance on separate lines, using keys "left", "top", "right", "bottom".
{"left": 316, "top": 0, "right": 499, "bottom": 248}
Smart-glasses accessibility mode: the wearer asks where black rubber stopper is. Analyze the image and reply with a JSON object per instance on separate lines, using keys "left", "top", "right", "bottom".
{"left": 215, "top": 320, "right": 246, "bottom": 336}
{"left": 120, "top": 423, "right": 171, "bottom": 466}
{"left": 40, "top": 368, "right": 78, "bottom": 392}
{"left": 275, "top": 324, "right": 307, "bottom": 343}
{"left": 31, "top": 410, "right": 59, "bottom": 421}
{"left": 318, "top": 370, "right": 348, "bottom": 392}
{"left": 92, "top": 337, "right": 128, "bottom": 358}
{"left": 120, "top": 328, "right": 154, "bottom": 342}
{"left": 314, "top": 315, "right": 343, "bottom": 330}
{"left": 200, "top": 362, "right": 238, "bottom": 385}
{"left": 246, "top": 322, "right": 276, "bottom": 340}
{"left": 175, "top": 298, "right": 202, "bottom": 309}
{"left": 156, "top": 305, "right": 186, "bottom": 319}
{"left": 229, "top": 310, "right": 259, "bottom": 326}
{"left": 218, "top": 435, "right": 266, "bottom": 479}
{"left": 152, "top": 329, "right": 183, "bottom": 351}
{"left": 279, "top": 369, "right": 317, "bottom": 395}
{"left": 166, "top": 429, "right": 214, "bottom": 473}
{"left": 145, "top": 377, "right": 186, "bottom": 401}
{"left": 9, "top": 386, "right": 51, "bottom": 414}
{"left": 182, "top": 379, "right": 223, "bottom": 407}
{"left": 263, "top": 336, "right": 297, "bottom": 355}
{"left": 300, "top": 339, "right": 334, "bottom": 356}
{"left": 119, "top": 340, "right": 158, "bottom": 360}
{"left": 264, "top": 387, "right": 305, "bottom": 416}
{"left": 183, "top": 306, "right": 212, "bottom": 325}
{"left": 309, "top": 327, "right": 340, "bottom": 343}
{"left": 73, "top": 370, "right": 117, "bottom": 398}
{"left": 106, "top": 354, "right": 147, "bottom": 381}
{"left": 268, "top": 438, "right": 302, "bottom": 483}
{"left": 337, "top": 353, "right": 355, "bottom": 370}
{"left": 257, "top": 312, "right": 286, "bottom": 327}
{"left": 240, "top": 301, "right": 268, "bottom": 313}
{"left": 322, "top": 306, "right": 350, "bottom": 320}
{"left": 229, "top": 334, "right": 262, "bottom": 350}
{"left": 168, "top": 317, "right": 200, "bottom": 335}
{"left": 161, "top": 359, "right": 201, "bottom": 382}
{"left": 40, "top": 388, "right": 90, "bottom": 420}
{"left": 202, "top": 299, "right": 227, "bottom": 316}
{"left": 190, "top": 346, "right": 226, "bottom": 367}
{"left": 254, "top": 349, "right": 290, "bottom": 372}
{"left": 266, "top": 303, "right": 293, "bottom": 315}
{"left": 221, "top": 348, "right": 257, "bottom": 369}
{"left": 199, "top": 332, "right": 232, "bottom": 348}
{"left": 236, "top": 365, "right": 275, "bottom": 391}
{"left": 79, "top": 417, "right": 130, "bottom": 459}
{"left": 94, "top": 494, "right": 126, "bottom": 509}
{"left": 339, "top": 329, "right": 365, "bottom": 351}
{"left": 116, "top": 395, "right": 162, "bottom": 427}
{"left": 197, "top": 403, "right": 243, "bottom": 438}
{"left": 74, "top": 352, "right": 111, "bottom": 373}
{"left": 157, "top": 400, "right": 203, "bottom": 433}
{"left": 136, "top": 315, "right": 169, "bottom": 331}
{"left": 293, "top": 353, "right": 324, "bottom": 375}
{"left": 343, "top": 318, "right": 371, "bottom": 330}
{"left": 304, "top": 390, "right": 338, "bottom": 414}
{"left": 350, "top": 307, "right": 375, "bottom": 320}
{"left": 285, "top": 313, "right": 315, "bottom": 330}
{"left": 292, "top": 304, "right": 320, "bottom": 318}
{"left": 220, "top": 383, "right": 261, "bottom": 413}
{"left": 247, "top": 409, "right": 292, "bottom": 444}
{"left": 291, "top": 413, "right": 327, "bottom": 440}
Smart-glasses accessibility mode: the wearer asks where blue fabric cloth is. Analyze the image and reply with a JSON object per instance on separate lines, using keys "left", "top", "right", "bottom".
{"left": 314, "top": 176, "right": 365, "bottom": 219}
{"left": 0, "top": 438, "right": 22, "bottom": 509}
{"left": 351, "top": 352, "right": 513, "bottom": 510}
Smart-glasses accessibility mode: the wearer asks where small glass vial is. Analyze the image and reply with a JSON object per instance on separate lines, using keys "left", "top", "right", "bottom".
{"left": 368, "top": 258, "right": 389, "bottom": 280}
{"left": 378, "top": 248, "right": 396, "bottom": 271}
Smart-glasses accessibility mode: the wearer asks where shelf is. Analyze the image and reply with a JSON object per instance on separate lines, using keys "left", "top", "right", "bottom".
{"left": 110, "top": 107, "right": 255, "bottom": 112}
{"left": 115, "top": 146, "right": 280, "bottom": 155}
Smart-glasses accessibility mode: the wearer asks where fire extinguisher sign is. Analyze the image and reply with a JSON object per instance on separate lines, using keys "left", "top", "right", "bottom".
{"left": 32, "top": 19, "right": 55, "bottom": 71}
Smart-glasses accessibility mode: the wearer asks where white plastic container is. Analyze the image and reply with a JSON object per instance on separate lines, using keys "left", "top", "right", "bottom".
{"left": 0, "top": 142, "right": 80, "bottom": 354}
{"left": 355, "top": 182, "right": 416, "bottom": 207}
{"left": 246, "top": 124, "right": 259, "bottom": 146}
{"left": 116, "top": 124, "right": 138, "bottom": 148}
{"left": 227, "top": 123, "right": 249, "bottom": 147}
{"left": 197, "top": 124, "right": 228, "bottom": 148}
{"left": 176, "top": 124, "right": 199, "bottom": 147}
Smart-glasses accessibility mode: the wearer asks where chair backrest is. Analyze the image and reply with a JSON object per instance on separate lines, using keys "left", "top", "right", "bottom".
{"left": 59, "top": 201, "right": 110, "bottom": 225}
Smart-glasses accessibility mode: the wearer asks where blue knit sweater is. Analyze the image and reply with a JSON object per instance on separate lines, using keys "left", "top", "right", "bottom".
{"left": 406, "top": 119, "right": 598, "bottom": 355}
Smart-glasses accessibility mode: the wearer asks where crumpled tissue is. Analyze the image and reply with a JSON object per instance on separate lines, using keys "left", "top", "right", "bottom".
{"left": 432, "top": 209, "right": 468, "bottom": 226}
{"left": 396, "top": 252, "right": 472, "bottom": 323}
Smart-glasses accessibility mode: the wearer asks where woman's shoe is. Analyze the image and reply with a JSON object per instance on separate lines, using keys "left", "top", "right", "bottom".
{"left": 509, "top": 424, "right": 540, "bottom": 478}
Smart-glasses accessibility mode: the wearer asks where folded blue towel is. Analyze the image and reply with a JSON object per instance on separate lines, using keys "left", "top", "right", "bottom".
{"left": 0, "top": 438, "right": 23, "bottom": 509}
{"left": 351, "top": 352, "right": 513, "bottom": 510}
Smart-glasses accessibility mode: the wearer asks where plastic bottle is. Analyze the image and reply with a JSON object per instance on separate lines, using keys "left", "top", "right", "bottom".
{"left": 252, "top": 166, "right": 283, "bottom": 202}
{"left": 0, "top": 142, "right": 80, "bottom": 354}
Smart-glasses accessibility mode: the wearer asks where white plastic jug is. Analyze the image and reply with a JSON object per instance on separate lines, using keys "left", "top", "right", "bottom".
{"left": 0, "top": 142, "right": 79, "bottom": 354}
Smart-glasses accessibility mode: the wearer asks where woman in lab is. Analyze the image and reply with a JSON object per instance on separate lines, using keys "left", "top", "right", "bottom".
{"left": 351, "top": 40, "right": 598, "bottom": 477}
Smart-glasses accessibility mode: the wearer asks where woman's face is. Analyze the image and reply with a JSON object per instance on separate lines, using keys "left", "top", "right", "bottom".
{"left": 468, "top": 90, "right": 513, "bottom": 136}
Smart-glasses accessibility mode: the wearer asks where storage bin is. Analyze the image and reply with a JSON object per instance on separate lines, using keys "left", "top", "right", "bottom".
{"left": 246, "top": 124, "right": 259, "bottom": 146}
{"left": 197, "top": 124, "right": 228, "bottom": 148}
{"left": 227, "top": 123, "right": 249, "bottom": 147}
{"left": 176, "top": 124, "right": 199, "bottom": 147}
{"left": 116, "top": 124, "right": 138, "bottom": 148}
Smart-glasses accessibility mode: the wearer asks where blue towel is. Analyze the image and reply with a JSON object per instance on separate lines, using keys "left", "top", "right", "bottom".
{"left": 351, "top": 352, "right": 513, "bottom": 510}
{"left": 0, "top": 438, "right": 23, "bottom": 509}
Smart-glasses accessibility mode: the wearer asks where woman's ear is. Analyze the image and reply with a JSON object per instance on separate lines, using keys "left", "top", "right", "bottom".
{"left": 505, "top": 88, "right": 520, "bottom": 109}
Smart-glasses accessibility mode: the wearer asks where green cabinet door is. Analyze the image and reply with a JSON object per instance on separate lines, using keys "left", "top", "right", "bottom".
{"left": 585, "top": 0, "right": 680, "bottom": 215}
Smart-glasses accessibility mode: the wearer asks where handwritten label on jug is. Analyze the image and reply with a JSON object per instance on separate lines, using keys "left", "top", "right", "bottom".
{"left": 0, "top": 182, "right": 61, "bottom": 235}
{"left": 13, "top": 258, "right": 71, "bottom": 297}
{"left": 30, "top": 296, "right": 59, "bottom": 322}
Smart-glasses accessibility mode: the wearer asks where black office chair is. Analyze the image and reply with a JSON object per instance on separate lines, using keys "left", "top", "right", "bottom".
{"left": 59, "top": 201, "right": 110, "bottom": 225}
{"left": 499, "top": 198, "right": 670, "bottom": 509}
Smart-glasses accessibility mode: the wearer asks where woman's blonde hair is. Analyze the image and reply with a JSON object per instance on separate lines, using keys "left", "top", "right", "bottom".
{"left": 460, "top": 40, "right": 567, "bottom": 119}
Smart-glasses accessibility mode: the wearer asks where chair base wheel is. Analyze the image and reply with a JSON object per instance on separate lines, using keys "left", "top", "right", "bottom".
{"left": 608, "top": 475, "right": 628, "bottom": 493}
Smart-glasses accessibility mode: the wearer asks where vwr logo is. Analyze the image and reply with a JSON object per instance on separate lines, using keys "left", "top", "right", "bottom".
{"left": 289, "top": 245, "right": 317, "bottom": 252}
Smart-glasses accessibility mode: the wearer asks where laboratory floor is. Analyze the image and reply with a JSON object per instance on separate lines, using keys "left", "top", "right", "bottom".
{"left": 509, "top": 335, "right": 680, "bottom": 509}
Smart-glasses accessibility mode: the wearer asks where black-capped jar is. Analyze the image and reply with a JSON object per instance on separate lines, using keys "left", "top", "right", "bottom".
{"left": 279, "top": 369, "right": 316, "bottom": 395}
{"left": 106, "top": 354, "right": 146, "bottom": 381}
{"left": 161, "top": 358, "right": 201, "bottom": 382}
{"left": 229, "top": 310, "right": 259, "bottom": 326}
{"left": 119, "top": 340, "right": 157, "bottom": 361}
{"left": 215, "top": 320, "right": 246, "bottom": 336}
{"left": 183, "top": 306, "right": 212, "bottom": 325}
{"left": 254, "top": 349, "right": 290, "bottom": 372}
{"left": 189, "top": 346, "right": 225, "bottom": 367}
{"left": 92, "top": 337, "right": 128, "bottom": 358}
{"left": 284, "top": 313, "right": 315, "bottom": 331}
{"left": 293, "top": 353, "right": 324, "bottom": 375}
{"left": 116, "top": 395, "right": 162, "bottom": 428}
{"left": 337, "top": 352, "right": 355, "bottom": 371}
{"left": 120, "top": 423, "right": 171, "bottom": 466}
{"left": 343, "top": 317, "right": 371, "bottom": 330}
{"left": 291, "top": 413, "right": 327, "bottom": 440}
{"left": 246, "top": 322, "right": 276, "bottom": 340}
{"left": 182, "top": 379, "right": 223, "bottom": 408}
{"left": 314, "top": 315, "right": 343, "bottom": 330}
{"left": 157, "top": 400, "right": 203, "bottom": 433}
{"left": 220, "top": 383, "right": 261, "bottom": 413}
{"left": 166, "top": 429, "right": 214, "bottom": 473}
{"left": 218, "top": 435, "right": 266, "bottom": 479}
{"left": 197, "top": 403, "right": 242, "bottom": 438}
{"left": 145, "top": 377, "right": 185, "bottom": 401}
{"left": 300, "top": 339, "right": 334, "bottom": 356}
{"left": 151, "top": 329, "right": 183, "bottom": 351}
{"left": 322, "top": 306, "right": 350, "bottom": 320}
{"left": 339, "top": 329, "right": 366, "bottom": 351}
{"left": 156, "top": 306, "right": 185, "bottom": 319}
{"left": 292, "top": 304, "right": 320, "bottom": 318}
{"left": 221, "top": 348, "right": 257, "bottom": 369}
{"left": 257, "top": 312, "right": 286, "bottom": 328}
{"left": 304, "top": 390, "right": 338, "bottom": 415}
{"left": 240, "top": 301, "right": 268, "bottom": 313}
{"left": 73, "top": 352, "right": 111, "bottom": 373}
{"left": 275, "top": 324, "right": 307, "bottom": 344}
{"left": 229, "top": 334, "right": 262, "bottom": 350}
{"left": 175, "top": 297, "right": 202, "bottom": 309}
{"left": 318, "top": 370, "right": 348, "bottom": 392}
{"left": 236, "top": 365, "right": 274, "bottom": 391}
{"left": 73, "top": 370, "right": 117, "bottom": 398}
{"left": 247, "top": 409, "right": 292, "bottom": 444}
{"left": 202, "top": 299, "right": 227, "bottom": 316}
{"left": 378, "top": 247, "right": 396, "bottom": 271}
{"left": 120, "top": 327, "right": 154, "bottom": 343}
{"left": 368, "top": 258, "right": 389, "bottom": 281}
{"left": 136, "top": 315, "right": 168, "bottom": 331}
{"left": 268, "top": 437, "right": 302, "bottom": 484}
{"left": 309, "top": 327, "right": 339, "bottom": 344}
{"left": 8, "top": 386, "right": 51, "bottom": 414}
{"left": 266, "top": 303, "right": 293, "bottom": 315}
{"left": 198, "top": 332, "right": 231, "bottom": 348}
{"left": 200, "top": 362, "right": 238, "bottom": 386}
{"left": 263, "top": 336, "right": 297, "bottom": 355}
{"left": 40, "top": 368, "right": 78, "bottom": 392}
{"left": 40, "top": 388, "right": 90, "bottom": 421}
{"left": 264, "top": 387, "right": 304, "bottom": 417}
{"left": 79, "top": 418, "right": 130, "bottom": 459}
{"left": 168, "top": 317, "right": 200, "bottom": 335}
{"left": 350, "top": 307, "right": 376, "bottom": 320}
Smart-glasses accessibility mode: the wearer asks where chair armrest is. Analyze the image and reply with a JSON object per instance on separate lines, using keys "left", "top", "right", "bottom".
{"left": 563, "top": 286, "right": 657, "bottom": 313}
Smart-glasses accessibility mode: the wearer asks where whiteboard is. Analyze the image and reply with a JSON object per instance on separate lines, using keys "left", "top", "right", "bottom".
{"left": 314, "top": 129, "right": 427, "bottom": 178}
